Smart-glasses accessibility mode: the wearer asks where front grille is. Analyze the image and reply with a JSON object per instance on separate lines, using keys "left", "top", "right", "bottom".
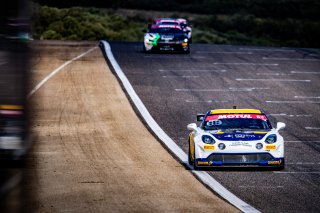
{"left": 207, "top": 153, "right": 274, "bottom": 164}
{"left": 153, "top": 43, "right": 184, "bottom": 51}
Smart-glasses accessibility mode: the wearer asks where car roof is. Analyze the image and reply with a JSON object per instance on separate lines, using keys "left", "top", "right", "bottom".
{"left": 150, "top": 24, "right": 182, "bottom": 30}
{"left": 157, "top": 21, "right": 180, "bottom": 25}
{"left": 155, "top": 18, "right": 177, "bottom": 22}
{"left": 209, "top": 109, "right": 263, "bottom": 115}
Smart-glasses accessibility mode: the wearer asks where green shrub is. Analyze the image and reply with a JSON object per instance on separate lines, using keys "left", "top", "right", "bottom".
{"left": 31, "top": 3, "right": 320, "bottom": 48}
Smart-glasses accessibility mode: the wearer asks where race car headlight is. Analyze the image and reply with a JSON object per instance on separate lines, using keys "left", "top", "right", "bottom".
{"left": 265, "top": 134, "right": 277, "bottom": 144}
{"left": 256, "top": 143, "right": 263, "bottom": 150}
{"left": 218, "top": 143, "right": 226, "bottom": 150}
{"left": 183, "top": 38, "right": 188, "bottom": 43}
{"left": 202, "top": 135, "right": 215, "bottom": 144}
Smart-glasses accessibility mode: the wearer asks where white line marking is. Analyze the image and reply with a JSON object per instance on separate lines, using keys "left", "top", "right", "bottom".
{"left": 236, "top": 79, "right": 311, "bottom": 82}
{"left": 100, "top": 40, "right": 260, "bottom": 213}
{"left": 294, "top": 96, "right": 320, "bottom": 99}
{"left": 158, "top": 69, "right": 227, "bottom": 73}
{"left": 287, "top": 162, "right": 318, "bottom": 165}
{"left": 197, "top": 51, "right": 253, "bottom": 54}
{"left": 27, "top": 46, "right": 97, "bottom": 98}
{"left": 185, "top": 100, "right": 229, "bottom": 103}
{"left": 266, "top": 100, "right": 320, "bottom": 104}
{"left": 269, "top": 113, "right": 312, "bottom": 117}
{"left": 291, "top": 71, "right": 320, "bottom": 74}
{"left": 213, "top": 62, "right": 278, "bottom": 66}
{"left": 263, "top": 57, "right": 320, "bottom": 61}
{"left": 229, "top": 87, "right": 270, "bottom": 90}
{"left": 256, "top": 73, "right": 291, "bottom": 76}
{"left": 305, "top": 127, "right": 320, "bottom": 130}
{"left": 239, "top": 48, "right": 296, "bottom": 52}
{"left": 239, "top": 186, "right": 284, "bottom": 188}
{"left": 162, "top": 75, "right": 199, "bottom": 78}
{"left": 176, "top": 87, "right": 269, "bottom": 92}
{"left": 274, "top": 171, "right": 320, "bottom": 174}
{"left": 144, "top": 55, "right": 206, "bottom": 59}
{"left": 285, "top": 141, "right": 320, "bottom": 143}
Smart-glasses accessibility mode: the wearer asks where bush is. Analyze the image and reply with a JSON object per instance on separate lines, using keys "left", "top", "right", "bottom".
{"left": 31, "top": 3, "right": 320, "bottom": 48}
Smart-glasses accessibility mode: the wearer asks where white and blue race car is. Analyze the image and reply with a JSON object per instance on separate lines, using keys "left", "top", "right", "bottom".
{"left": 187, "top": 108, "right": 286, "bottom": 170}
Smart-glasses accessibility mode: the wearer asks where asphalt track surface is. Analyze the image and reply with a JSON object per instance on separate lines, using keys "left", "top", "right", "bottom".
{"left": 108, "top": 41, "right": 320, "bottom": 213}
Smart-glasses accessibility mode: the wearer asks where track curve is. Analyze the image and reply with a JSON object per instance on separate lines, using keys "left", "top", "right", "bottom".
{"left": 1, "top": 41, "right": 240, "bottom": 213}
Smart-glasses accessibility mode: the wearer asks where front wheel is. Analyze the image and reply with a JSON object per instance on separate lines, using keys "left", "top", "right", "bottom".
{"left": 182, "top": 47, "right": 190, "bottom": 54}
{"left": 188, "top": 141, "right": 193, "bottom": 166}
{"left": 277, "top": 159, "right": 285, "bottom": 170}
{"left": 142, "top": 44, "right": 146, "bottom": 53}
{"left": 193, "top": 150, "right": 199, "bottom": 170}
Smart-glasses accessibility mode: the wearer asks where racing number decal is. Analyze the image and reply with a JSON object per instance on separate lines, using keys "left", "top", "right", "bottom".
{"left": 207, "top": 120, "right": 222, "bottom": 126}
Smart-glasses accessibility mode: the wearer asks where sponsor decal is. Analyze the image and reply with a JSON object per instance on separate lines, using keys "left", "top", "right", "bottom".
{"left": 152, "top": 34, "right": 161, "bottom": 46}
{"left": 235, "top": 134, "right": 246, "bottom": 139}
{"left": 266, "top": 144, "right": 276, "bottom": 150}
{"left": 161, "top": 35, "right": 174, "bottom": 40}
{"left": 268, "top": 160, "right": 281, "bottom": 165}
{"left": 197, "top": 161, "right": 209, "bottom": 165}
{"left": 212, "top": 133, "right": 264, "bottom": 141}
{"left": 230, "top": 141, "right": 252, "bottom": 147}
{"left": 206, "top": 114, "right": 267, "bottom": 121}
{"left": 204, "top": 145, "right": 215, "bottom": 150}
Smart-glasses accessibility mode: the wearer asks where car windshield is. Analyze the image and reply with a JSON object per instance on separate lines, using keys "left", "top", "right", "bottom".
{"left": 149, "top": 28, "right": 183, "bottom": 34}
{"left": 202, "top": 114, "right": 271, "bottom": 130}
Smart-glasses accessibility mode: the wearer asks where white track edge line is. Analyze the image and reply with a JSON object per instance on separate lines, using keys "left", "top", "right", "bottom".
{"left": 100, "top": 40, "right": 260, "bottom": 213}
{"left": 27, "top": 46, "right": 97, "bottom": 98}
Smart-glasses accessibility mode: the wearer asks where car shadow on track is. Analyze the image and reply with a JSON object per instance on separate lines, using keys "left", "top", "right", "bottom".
{"left": 181, "top": 162, "right": 284, "bottom": 172}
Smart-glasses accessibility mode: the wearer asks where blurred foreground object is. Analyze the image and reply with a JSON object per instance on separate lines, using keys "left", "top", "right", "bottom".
{"left": 0, "top": 0, "right": 32, "bottom": 165}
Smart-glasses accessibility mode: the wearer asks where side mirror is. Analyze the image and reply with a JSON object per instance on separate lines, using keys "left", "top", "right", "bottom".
{"left": 197, "top": 114, "right": 205, "bottom": 122}
{"left": 187, "top": 123, "right": 197, "bottom": 131}
{"left": 276, "top": 122, "right": 286, "bottom": 131}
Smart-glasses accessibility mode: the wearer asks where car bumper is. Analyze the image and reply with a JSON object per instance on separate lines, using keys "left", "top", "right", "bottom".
{"left": 147, "top": 42, "right": 189, "bottom": 52}
{"left": 195, "top": 153, "right": 284, "bottom": 167}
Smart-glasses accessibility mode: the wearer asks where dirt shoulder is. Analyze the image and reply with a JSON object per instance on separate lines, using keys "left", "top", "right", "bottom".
{"left": 24, "top": 41, "right": 239, "bottom": 212}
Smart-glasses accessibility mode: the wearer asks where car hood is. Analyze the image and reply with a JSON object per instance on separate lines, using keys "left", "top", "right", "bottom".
{"left": 207, "top": 129, "right": 268, "bottom": 141}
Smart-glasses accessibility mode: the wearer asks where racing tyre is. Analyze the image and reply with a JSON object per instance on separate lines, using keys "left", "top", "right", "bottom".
{"left": 188, "top": 141, "right": 193, "bottom": 166}
{"left": 183, "top": 47, "right": 190, "bottom": 54}
{"left": 277, "top": 159, "right": 285, "bottom": 170}
{"left": 193, "top": 151, "right": 199, "bottom": 170}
